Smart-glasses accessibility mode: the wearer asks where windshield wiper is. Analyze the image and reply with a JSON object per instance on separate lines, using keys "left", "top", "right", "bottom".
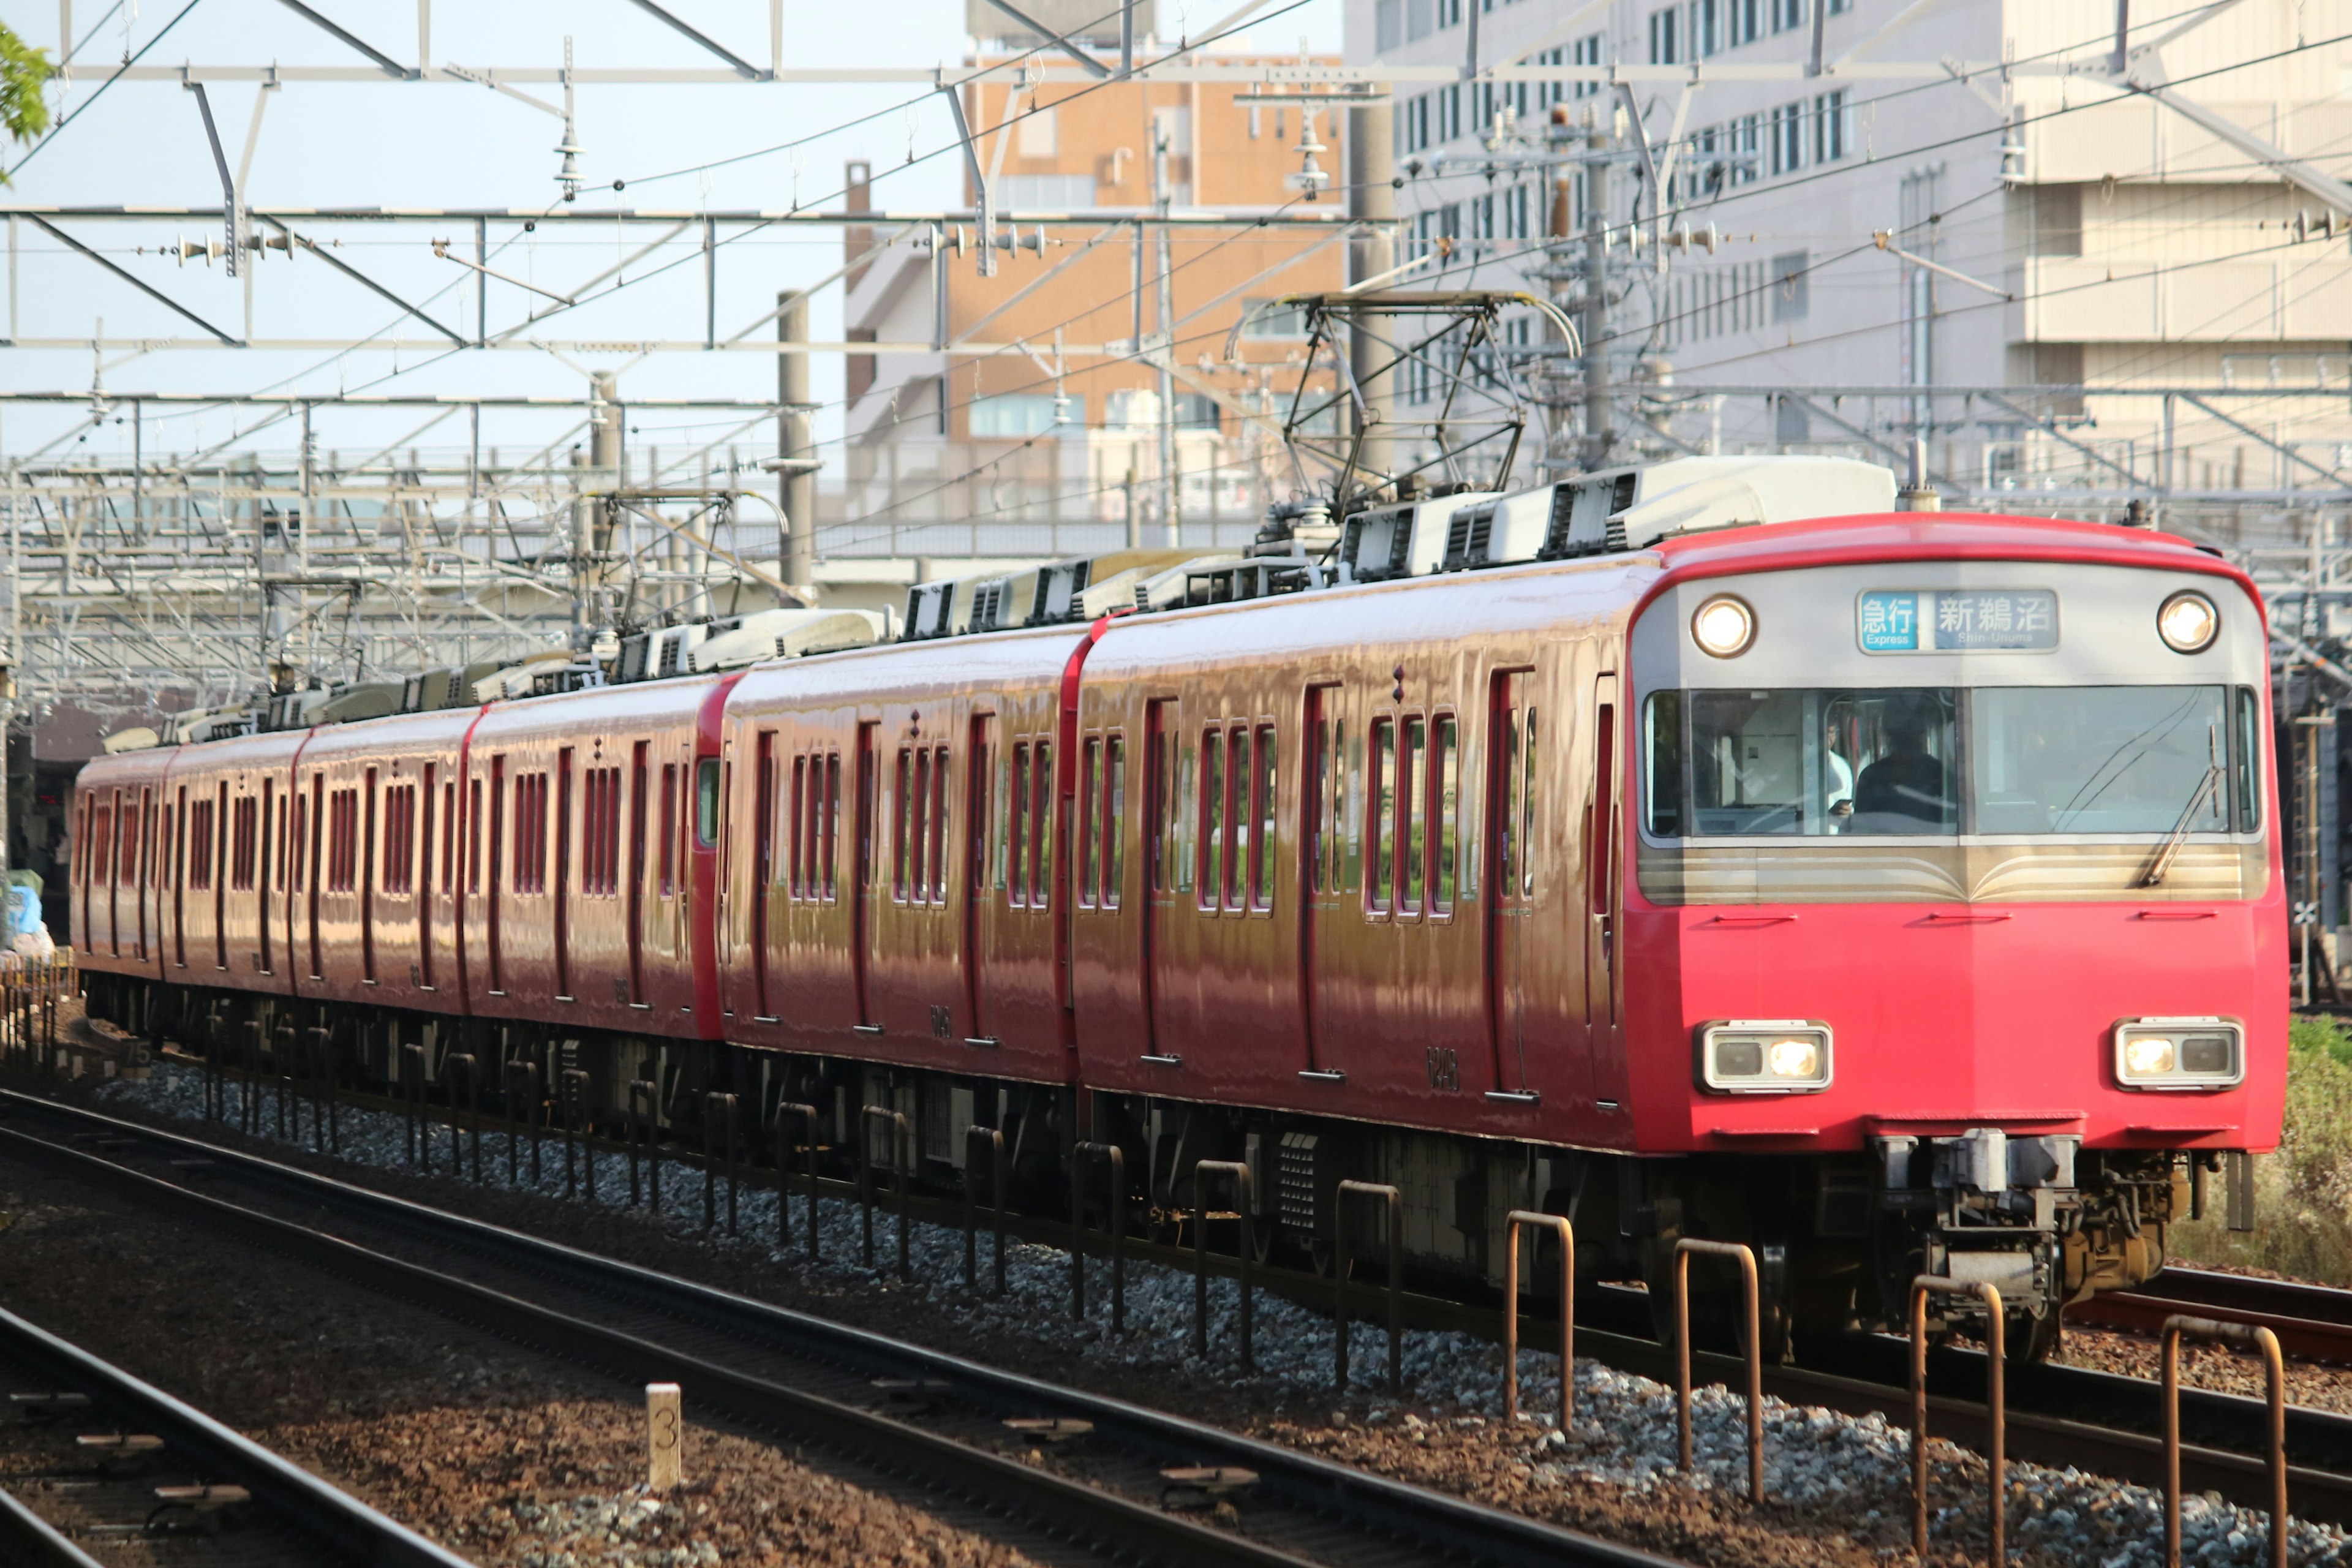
{"left": 2138, "top": 726, "right": 2222, "bottom": 888}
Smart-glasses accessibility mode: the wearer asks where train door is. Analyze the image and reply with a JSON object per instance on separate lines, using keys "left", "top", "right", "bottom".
{"left": 852, "top": 720, "right": 880, "bottom": 1033}
{"left": 259, "top": 777, "right": 274, "bottom": 976}
{"left": 752, "top": 730, "right": 777, "bottom": 1020}
{"left": 964, "top": 713, "right": 994, "bottom": 1042}
{"left": 213, "top": 782, "right": 229, "bottom": 971}
{"left": 628, "top": 741, "right": 649, "bottom": 1004}
{"left": 172, "top": 785, "right": 187, "bottom": 969}
{"left": 361, "top": 768, "right": 379, "bottom": 984}
{"left": 1298, "top": 685, "right": 1341, "bottom": 1074}
{"left": 488, "top": 756, "right": 505, "bottom": 993}
{"left": 1142, "top": 697, "right": 1177, "bottom": 1056}
{"left": 416, "top": 764, "right": 435, "bottom": 990}
{"left": 1486, "top": 671, "right": 1537, "bottom": 1093}
{"left": 305, "top": 775, "right": 323, "bottom": 978}
{"left": 1585, "top": 675, "right": 1624, "bottom": 1104}
{"left": 137, "top": 788, "right": 153, "bottom": 961}
{"left": 555, "top": 748, "right": 575, "bottom": 1000}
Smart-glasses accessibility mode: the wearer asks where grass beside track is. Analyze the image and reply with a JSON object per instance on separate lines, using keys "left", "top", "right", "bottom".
{"left": 2174, "top": 1016, "right": 2352, "bottom": 1281}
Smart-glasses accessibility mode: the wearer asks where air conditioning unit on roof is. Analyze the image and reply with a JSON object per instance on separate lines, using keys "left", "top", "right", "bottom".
{"left": 1337, "top": 489, "right": 1501, "bottom": 581}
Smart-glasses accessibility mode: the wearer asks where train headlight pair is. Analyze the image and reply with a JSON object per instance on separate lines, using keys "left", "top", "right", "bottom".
{"left": 2114, "top": 1017, "right": 2244, "bottom": 1090}
{"left": 1697, "top": 1020, "right": 1833, "bottom": 1094}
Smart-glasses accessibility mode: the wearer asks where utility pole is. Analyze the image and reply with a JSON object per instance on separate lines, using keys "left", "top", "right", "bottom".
{"left": 576, "top": 371, "right": 622, "bottom": 651}
{"left": 1349, "top": 91, "right": 1397, "bottom": 496}
{"left": 1152, "top": 118, "right": 1179, "bottom": 546}
{"left": 777, "top": 289, "right": 816, "bottom": 596}
{"left": 1580, "top": 104, "right": 1613, "bottom": 469}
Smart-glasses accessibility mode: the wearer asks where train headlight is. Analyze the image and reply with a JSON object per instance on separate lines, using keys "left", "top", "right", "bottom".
{"left": 2157, "top": 590, "right": 2220, "bottom": 654}
{"left": 2114, "top": 1017, "right": 2243, "bottom": 1090}
{"left": 1698, "top": 1020, "right": 1833, "bottom": 1094}
{"left": 1691, "top": 595, "right": 1755, "bottom": 658}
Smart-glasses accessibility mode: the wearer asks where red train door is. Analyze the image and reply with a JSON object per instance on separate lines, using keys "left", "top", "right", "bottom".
{"left": 753, "top": 731, "right": 777, "bottom": 1020}
{"left": 360, "top": 769, "right": 378, "bottom": 984}
{"left": 852, "top": 721, "right": 880, "bottom": 1033}
{"left": 1299, "top": 685, "right": 1340, "bottom": 1074}
{"left": 964, "top": 714, "right": 994, "bottom": 1042}
{"left": 258, "top": 777, "right": 274, "bottom": 976}
{"left": 137, "top": 788, "right": 153, "bottom": 962}
{"left": 1585, "top": 675, "right": 1624, "bottom": 1104}
{"left": 628, "top": 741, "right": 649, "bottom": 1004}
{"left": 1487, "top": 671, "right": 1536, "bottom": 1093}
{"left": 172, "top": 785, "right": 187, "bottom": 970}
{"left": 305, "top": 774, "right": 322, "bottom": 978}
{"left": 417, "top": 764, "right": 435, "bottom": 990}
{"left": 213, "top": 782, "right": 229, "bottom": 971}
{"left": 488, "top": 756, "right": 505, "bottom": 994}
{"left": 555, "top": 748, "right": 575, "bottom": 1000}
{"left": 1142, "top": 698, "right": 1177, "bottom": 1057}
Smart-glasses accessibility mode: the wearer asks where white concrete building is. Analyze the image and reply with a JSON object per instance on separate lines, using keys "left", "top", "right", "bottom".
{"left": 1348, "top": 0, "right": 2352, "bottom": 510}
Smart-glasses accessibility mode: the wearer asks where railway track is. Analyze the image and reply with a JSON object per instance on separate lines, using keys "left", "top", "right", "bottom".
{"left": 2067, "top": 1268, "right": 2352, "bottom": 1365}
{"left": 0, "top": 1088, "right": 1693, "bottom": 1568}
{"left": 20, "top": 1077, "right": 2352, "bottom": 1532}
{"left": 0, "top": 1294, "right": 472, "bottom": 1568}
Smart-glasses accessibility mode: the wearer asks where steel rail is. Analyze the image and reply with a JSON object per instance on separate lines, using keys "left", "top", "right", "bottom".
{"left": 2071, "top": 1268, "right": 2352, "bottom": 1364}
{"left": 0, "top": 1095, "right": 1690, "bottom": 1568}
{"left": 0, "top": 1300, "right": 474, "bottom": 1567}
{"left": 22, "top": 1079, "right": 2352, "bottom": 1525}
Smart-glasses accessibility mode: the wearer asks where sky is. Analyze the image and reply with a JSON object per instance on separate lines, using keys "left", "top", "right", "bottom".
{"left": 0, "top": 0, "right": 1346, "bottom": 467}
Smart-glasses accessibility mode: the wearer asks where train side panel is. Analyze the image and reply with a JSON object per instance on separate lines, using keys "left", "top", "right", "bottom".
{"left": 722, "top": 629, "right": 1087, "bottom": 1082}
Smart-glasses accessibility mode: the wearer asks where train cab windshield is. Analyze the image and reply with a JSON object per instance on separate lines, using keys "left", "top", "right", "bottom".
{"left": 1644, "top": 684, "right": 2261, "bottom": 839}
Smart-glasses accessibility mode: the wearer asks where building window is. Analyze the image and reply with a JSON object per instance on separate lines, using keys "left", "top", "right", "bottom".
{"left": 1649, "top": 7, "right": 1679, "bottom": 63}
{"left": 1772, "top": 251, "right": 1810, "bottom": 322}
{"left": 970, "top": 393, "right": 1059, "bottom": 437}
{"left": 1376, "top": 0, "right": 1401, "bottom": 50}
{"left": 1812, "top": 89, "right": 1849, "bottom": 163}
{"left": 1770, "top": 101, "right": 1806, "bottom": 176}
{"left": 1771, "top": 0, "right": 1804, "bottom": 32}
{"left": 1727, "top": 0, "right": 1760, "bottom": 45}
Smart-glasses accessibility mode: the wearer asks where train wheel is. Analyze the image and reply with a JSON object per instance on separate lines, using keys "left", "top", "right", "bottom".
{"left": 2010, "top": 1307, "right": 2062, "bottom": 1365}
{"left": 1639, "top": 1238, "right": 1793, "bottom": 1363}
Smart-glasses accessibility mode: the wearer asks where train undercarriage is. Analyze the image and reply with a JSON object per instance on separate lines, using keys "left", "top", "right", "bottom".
{"left": 84, "top": 970, "right": 2200, "bottom": 1363}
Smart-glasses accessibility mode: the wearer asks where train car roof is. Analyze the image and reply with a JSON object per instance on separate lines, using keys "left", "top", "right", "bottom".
{"left": 726, "top": 619, "right": 1090, "bottom": 709}
{"left": 464, "top": 669, "right": 724, "bottom": 744}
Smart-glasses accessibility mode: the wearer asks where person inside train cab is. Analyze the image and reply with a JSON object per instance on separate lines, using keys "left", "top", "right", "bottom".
{"left": 1851, "top": 701, "right": 1955, "bottom": 832}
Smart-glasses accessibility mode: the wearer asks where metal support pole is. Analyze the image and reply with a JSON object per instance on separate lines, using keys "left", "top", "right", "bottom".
{"left": 511, "top": 1060, "right": 541, "bottom": 1187}
{"left": 1335, "top": 1181, "right": 1404, "bottom": 1392}
{"left": 2163, "top": 1316, "right": 2286, "bottom": 1568}
{"left": 1674, "top": 1238, "right": 1764, "bottom": 1502}
{"left": 776, "top": 1101, "right": 817, "bottom": 1253}
{"left": 630, "top": 1077, "right": 660, "bottom": 1208}
{"left": 560, "top": 1066, "right": 589, "bottom": 1199}
{"left": 1192, "top": 1159, "right": 1254, "bottom": 1368}
{"left": 859, "top": 1105, "right": 913, "bottom": 1280}
{"left": 777, "top": 290, "right": 815, "bottom": 592}
{"left": 1071, "top": 1140, "right": 1126, "bottom": 1332}
{"left": 965, "top": 1125, "right": 1006, "bottom": 1294}
{"left": 443, "top": 1053, "right": 474, "bottom": 1178}
{"left": 703, "top": 1090, "right": 739, "bottom": 1235}
{"left": 401, "top": 1041, "right": 424, "bottom": 1163}
{"left": 1504, "top": 1210, "right": 1575, "bottom": 1429}
{"left": 1910, "top": 1276, "right": 2005, "bottom": 1567}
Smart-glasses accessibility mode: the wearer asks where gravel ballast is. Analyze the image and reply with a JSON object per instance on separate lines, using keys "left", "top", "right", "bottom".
{"left": 51, "top": 1060, "right": 2352, "bottom": 1567}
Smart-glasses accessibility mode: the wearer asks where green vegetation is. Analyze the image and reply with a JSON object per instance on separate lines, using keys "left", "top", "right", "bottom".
{"left": 2171, "top": 1014, "right": 2352, "bottom": 1283}
{"left": 0, "top": 24, "right": 55, "bottom": 180}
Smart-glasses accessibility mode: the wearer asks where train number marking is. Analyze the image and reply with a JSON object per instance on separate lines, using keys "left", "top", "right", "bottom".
{"left": 930, "top": 1004, "right": 952, "bottom": 1039}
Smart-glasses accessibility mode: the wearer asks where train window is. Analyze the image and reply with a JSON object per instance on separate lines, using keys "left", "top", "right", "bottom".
{"left": 1146, "top": 717, "right": 1173, "bottom": 896}
{"left": 894, "top": 748, "right": 914, "bottom": 902}
{"left": 1251, "top": 724, "right": 1276, "bottom": 911}
{"left": 439, "top": 780, "right": 456, "bottom": 895}
{"left": 1400, "top": 716, "right": 1425, "bottom": 914}
{"left": 1008, "top": 744, "right": 1030, "bottom": 906}
{"left": 1643, "top": 693, "right": 1684, "bottom": 838}
{"left": 695, "top": 759, "right": 720, "bottom": 848}
{"left": 1078, "top": 739, "right": 1099, "bottom": 908}
{"left": 1433, "top": 717, "right": 1458, "bottom": 912}
{"left": 1520, "top": 710, "right": 1538, "bottom": 896}
{"left": 513, "top": 773, "right": 550, "bottom": 894}
{"left": 1030, "top": 741, "right": 1052, "bottom": 907}
{"left": 914, "top": 747, "right": 934, "bottom": 901}
{"left": 1226, "top": 727, "right": 1250, "bottom": 910}
{"left": 2236, "top": 688, "right": 2261, "bottom": 832}
{"left": 1104, "top": 734, "right": 1125, "bottom": 909}
{"left": 187, "top": 797, "right": 215, "bottom": 892}
{"left": 1497, "top": 709, "right": 1521, "bottom": 894}
{"left": 802, "top": 756, "right": 821, "bottom": 898}
{"left": 467, "top": 779, "right": 483, "bottom": 895}
{"left": 590, "top": 767, "right": 624, "bottom": 897}
{"left": 788, "top": 756, "right": 807, "bottom": 896}
{"left": 91, "top": 802, "right": 111, "bottom": 888}
{"left": 1368, "top": 719, "right": 1395, "bottom": 912}
{"left": 1199, "top": 729, "right": 1224, "bottom": 910}
{"left": 1308, "top": 714, "right": 1330, "bottom": 895}
{"left": 931, "top": 745, "right": 951, "bottom": 903}
{"left": 1972, "top": 685, "right": 2233, "bottom": 835}
{"left": 382, "top": 786, "right": 413, "bottom": 895}
{"left": 824, "top": 753, "right": 842, "bottom": 900}
{"left": 328, "top": 788, "right": 358, "bottom": 892}
{"left": 290, "top": 795, "right": 306, "bottom": 892}
{"left": 658, "top": 764, "right": 677, "bottom": 897}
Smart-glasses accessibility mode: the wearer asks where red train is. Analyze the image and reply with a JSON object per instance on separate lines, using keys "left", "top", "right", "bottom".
{"left": 70, "top": 495, "right": 2285, "bottom": 1356}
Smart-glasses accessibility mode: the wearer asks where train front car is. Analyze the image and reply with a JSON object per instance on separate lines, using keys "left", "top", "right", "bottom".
{"left": 1623, "top": 513, "right": 2285, "bottom": 1359}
